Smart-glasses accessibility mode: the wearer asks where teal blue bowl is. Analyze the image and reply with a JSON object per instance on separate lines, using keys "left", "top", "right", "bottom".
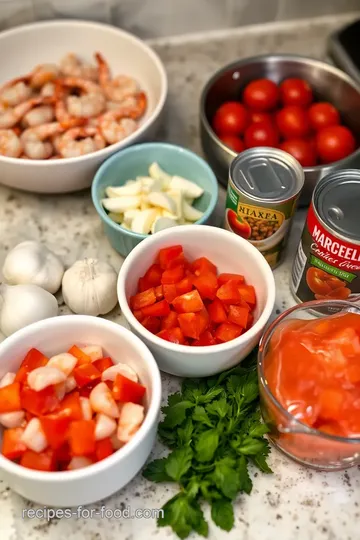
{"left": 92, "top": 142, "right": 219, "bottom": 257}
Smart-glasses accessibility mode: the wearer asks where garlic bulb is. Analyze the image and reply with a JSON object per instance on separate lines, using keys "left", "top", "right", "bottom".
{"left": 2, "top": 241, "right": 64, "bottom": 294}
{"left": 62, "top": 258, "right": 118, "bottom": 316}
{"left": 0, "top": 283, "right": 58, "bottom": 337}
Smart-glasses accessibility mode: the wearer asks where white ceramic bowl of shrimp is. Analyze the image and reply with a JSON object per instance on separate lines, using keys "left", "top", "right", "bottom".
{"left": 0, "top": 20, "right": 167, "bottom": 193}
{"left": 0, "top": 315, "right": 162, "bottom": 506}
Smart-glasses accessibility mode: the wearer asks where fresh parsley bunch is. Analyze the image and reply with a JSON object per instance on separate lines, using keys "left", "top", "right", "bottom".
{"left": 143, "top": 349, "right": 272, "bottom": 539}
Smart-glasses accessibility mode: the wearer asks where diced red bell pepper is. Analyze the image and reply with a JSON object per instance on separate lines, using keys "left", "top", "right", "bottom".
{"left": 95, "top": 438, "right": 113, "bottom": 462}
{"left": 158, "top": 245, "right": 183, "bottom": 270}
{"left": 0, "top": 382, "right": 21, "bottom": 413}
{"left": 155, "top": 285, "right": 164, "bottom": 300}
{"left": 93, "top": 357, "right": 114, "bottom": 373}
{"left": 113, "top": 374, "right": 146, "bottom": 404}
{"left": 172, "top": 290, "right": 204, "bottom": 314}
{"left": 218, "top": 273, "right": 245, "bottom": 285}
{"left": 68, "top": 345, "right": 91, "bottom": 366}
{"left": 56, "top": 442, "right": 71, "bottom": 466}
{"left": 133, "top": 309, "right": 145, "bottom": 322}
{"left": 193, "top": 272, "right": 218, "bottom": 300}
{"left": 142, "top": 299, "right": 170, "bottom": 318}
{"left": 216, "top": 280, "right": 242, "bottom": 304}
{"left": 142, "top": 316, "right": 161, "bottom": 334}
{"left": 192, "top": 330, "right": 217, "bottom": 346}
{"left": 161, "top": 311, "right": 178, "bottom": 330}
{"left": 131, "top": 288, "right": 156, "bottom": 310}
{"left": 208, "top": 298, "right": 227, "bottom": 324}
{"left": 58, "top": 391, "right": 83, "bottom": 420}
{"left": 157, "top": 327, "right": 185, "bottom": 345}
{"left": 68, "top": 420, "right": 96, "bottom": 456}
{"left": 246, "top": 313, "right": 254, "bottom": 329}
{"left": 178, "top": 310, "right": 209, "bottom": 340}
{"left": 40, "top": 415, "right": 71, "bottom": 450}
{"left": 138, "top": 277, "right": 148, "bottom": 292}
{"left": 73, "top": 363, "right": 101, "bottom": 388}
{"left": 176, "top": 277, "right": 193, "bottom": 296}
{"left": 2, "top": 427, "right": 26, "bottom": 460}
{"left": 161, "top": 265, "right": 184, "bottom": 285}
{"left": 238, "top": 285, "right": 256, "bottom": 306}
{"left": 21, "top": 385, "right": 59, "bottom": 415}
{"left": 79, "top": 383, "right": 98, "bottom": 398}
{"left": 215, "top": 322, "right": 243, "bottom": 342}
{"left": 20, "top": 449, "right": 56, "bottom": 471}
{"left": 15, "top": 348, "right": 49, "bottom": 383}
{"left": 163, "top": 284, "right": 178, "bottom": 303}
{"left": 144, "top": 264, "right": 163, "bottom": 287}
{"left": 228, "top": 305, "right": 249, "bottom": 328}
{"left": 191, "top": 257, "right": 217, "bottom": 276}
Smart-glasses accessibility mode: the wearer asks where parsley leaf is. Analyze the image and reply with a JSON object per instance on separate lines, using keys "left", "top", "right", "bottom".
{"left": 211, "top": 499, "right": 234, "bottom": 531}
{"left": 165, "top": 447, "right": 193, "bottom": 482}
{"left": 192, "top": 406, "right": 213, "bottom": 427}
{"left": 206, "top": 398, "right": 228, "bottom": 418}
{"left": 158, "top": 493, "right": 208, "bottom": 539}
{"left": 142, "top": 458, "right": 172, "bottom": 482}
{"left": 237, "top": 455, "right": 253, "bottom": 494}
{"left": 161, "top": 400, "right": 194, "bottom": 428}
{"left": 195, "top": 429, "right": 219, "bottom": 462}
{"left": 177, "top": 419, "right": 194, "bottom": 446}
{"left": 212, "top": 457, "right": 239, "bottom": 500}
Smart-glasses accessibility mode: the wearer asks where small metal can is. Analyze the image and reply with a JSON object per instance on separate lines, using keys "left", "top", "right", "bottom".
{"left": 291, "top": 169, "right": 360, "bottom": 313}
{"left": 224, "top": 147, "right": 304, "bottom": 269}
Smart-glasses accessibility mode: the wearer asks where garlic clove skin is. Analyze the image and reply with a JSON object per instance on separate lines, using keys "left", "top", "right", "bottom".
{"left": 2, "top": 241, "right": 64, "bottom": 294}
{"left": 61, "top": 258, "right": 118, "bottom": 316}
{"left": 0, "top": 283, "right": 58, "bottom": 337}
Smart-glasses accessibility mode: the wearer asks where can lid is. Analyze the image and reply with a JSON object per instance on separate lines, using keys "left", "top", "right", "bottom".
{"left": 316, "top": 170, "right": 360, "bottom": 242}
{"left": 229, "top": 147, "right": 304, "bottom": 203}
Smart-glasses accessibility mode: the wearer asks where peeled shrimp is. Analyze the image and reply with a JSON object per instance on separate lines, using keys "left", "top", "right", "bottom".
{"left": 21, "top": 418, "right": 48, "bottom": 453}
{"left": 0, "top": 96, "right": 45, "bottom": 129}
{"left": 101, "top": 363, "right": 138, "bottom": 383}
{"left": 0, "top": 372, "right": 16, "bottom": 387}
{"left": 0, "top": 129, "right": 22, "bottom": 158}
{"left": 0, "top": 77, "right": 32, "bottom": 107}
{"left": 95, "top": 413, "right": 117, "bottom": 440}
{"left": 89, "top": 382, "right": 119, "bottom": 418}
{"left": 22, "top": 105, "right": 55, "bottom": 127}
{"left": 47, "top": 353, "right": 78, "bottom": 376}
{"left": 60, "top": 53, "right": 98, "bottom": 82}
{"left": 21, "top": 121, "right": 66, "bottom": 160}
{"left": 29, "top": 64, "right": 59, "bottom": 89}
{"left": 95, "top": 53, "right": 138, "bottom": 102}
{"left": 117, "top": 402, "right": 144, "bottom": 443}
{"left": 99, "top": 113, "right": 138, "bottom": 145}
{"left": 68, "top": 456, "right": 93, "bottom": 470}
{"left": 0, "top": 410, "right": 25, "bottom": 428}
{"left": 80, "top": 397, "right": 92, "bottom": 421}
{"left": 58, "top": 126, "right": 106, "bottom": 158}
{"left": 64, "top": 375, "right": 77, "bottom": 393}
{"left": 81, "top": 346, "right": 103, "bottom": 362}
{"left": 67, "top": 93, "right": 105, "bottom": 118}
{"left": 27, "top": 365, "right": 66, "bottom": 391}
{"left": 41, "top": 82, "right": 56, "bottom": 98}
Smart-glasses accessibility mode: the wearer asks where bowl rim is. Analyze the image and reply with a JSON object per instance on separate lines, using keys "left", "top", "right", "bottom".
{"left": 0, "top": 19, "right": 168, "bottom": 166}
{"left": 199, "top": 53, "right": 360, "bottom": 173}
{"left": 258, "top": 299, "right": 360, "bottom": 444}
{"left": 91, "top": 142, "right": 219, "bottom": 240}
{"left": 117, "top": 224, "right": 276, "bottom": 354}
{"left": 0, "top": 314, "right": 162, "bottom": 481}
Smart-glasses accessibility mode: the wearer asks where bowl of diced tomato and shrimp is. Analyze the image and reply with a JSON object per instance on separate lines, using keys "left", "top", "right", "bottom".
{"left": 0, "top": 315, "right": 161, "bottom": 506}
{"left": 117, "top": 224, "right": 275, "bottom": 377}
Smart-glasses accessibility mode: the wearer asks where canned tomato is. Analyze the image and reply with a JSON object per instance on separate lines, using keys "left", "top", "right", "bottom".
{"left": 291, "top": 170, "right": 360, "bottom": 312}
{"left": 224, "top": 148, "right": 304, "bottom": 269}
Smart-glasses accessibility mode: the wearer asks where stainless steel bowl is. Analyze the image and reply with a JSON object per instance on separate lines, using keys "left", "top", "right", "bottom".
{"left": 200, "top": 54, "right": 360, "bottom": 206}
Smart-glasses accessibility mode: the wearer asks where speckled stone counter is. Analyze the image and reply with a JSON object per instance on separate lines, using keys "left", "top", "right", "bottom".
{"left": 0, "top": 13, "right": 360, "bottom": 540}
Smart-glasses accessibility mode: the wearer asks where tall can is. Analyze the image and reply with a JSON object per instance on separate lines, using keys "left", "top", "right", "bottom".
{"left": 224, "top": 148, "right": 304, "bottom": 269}
{"left": 291, "top": 169, "right": 360, "bottom": 313}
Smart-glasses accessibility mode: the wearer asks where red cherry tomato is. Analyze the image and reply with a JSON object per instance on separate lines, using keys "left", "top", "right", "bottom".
{"left": 218, "top": 134, "right": 245, "bottom": 153}
{"left": 316, "top": 125, "right": 356, "bottom": 163}
{"left": 276, "top": 106, "right": 311, "bottom": 139}
{"left": 279, "top": 78, "right": 313, "bottom": 107}
{"left": 244, "top": 122, "right": 279, "bottom": 148}
{"left": 280, "top": 139, "right": 317, "bottom": 167}
{"left": 243, "top": 79, "right": 279, "bottom": 112}
{"left": 212, "top": 102, "right": 249, "bottom": 136}
{"left": 308, "top": 102, "right": 340, "bottom": 131}
{"left": 249, "top": 111, "right": 273, "bottom": 125}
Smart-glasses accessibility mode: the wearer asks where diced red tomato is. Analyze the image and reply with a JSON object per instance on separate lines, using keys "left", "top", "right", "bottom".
{"left": 157, "top": 327, "right": 185, "bottom": 345}
{"left": 40, "top": 415, "right": 71, "bottom": 450}
{"left": 216, "top": 280, "right": 242, "bottom": 304}
{"left": 217, "top": 273, "right": 245, "bottom": 285}
{"left": 68, "top": 345, "right": 91, "bottom": 366}
{"left": 130, "top": 288, "right": 156, "bottom": 310}
{"left": 68, "top": 420, "right": 96, "bottom": 456}
{"left": 95, "top": 438, "right": 113, "bottom": 462}
{"left": 93, "top": 357, "right": 114, "bottom": 373}
{"left": 113, "top": 374, "right": 146, "bottom": 404}
{"left": 2, "top": 427, "right": 26, "bottom": 460}
{"left": 142, "top": 299, "right": 170, "bottom": 318}
{"left": 178, "top": 311, "right": 209, "bottom": 340}
{"left": 158, "top": 245, "right": 183, "bottom": 269}
{"left": 138, "top": 277, "right": 148, "bottom": 292}
{"left": 142, "top": 316, "right": 161, "bottom": 334}
{"left": 20, "top": 449, "right": 56, "bottom": 471}
{"left": 215, "top": 322, "right": 243, "bottom": 342}
{"left": 161, "top": 311, "right": 179, "bottom": 330}
{"left": 176, "top": 277, "right": 193, "bottom": 296}
{"left": 21, "top": 385, "right": 59, "bottom": 415}
{"left": 73, "top": 363, "right": 101, "bottom": 388}
{"left": 57, "top": 392, "right": 83, "bottom": 421}
{"left": 161, "top": 265, "right": 184, "bottom": 285}
{"left": 193, "top": 272, "right": 218, "bottom": 300}
{"left": 143, "top": 264, "right": 163, "bottom": 287}
{"left": 238, "top": 284, "right": 256, "bottom": 306}
{"left": 191, "top": 257, "right": 217, "bottom": 276}
{"left": 228, "top": 305, "right": 249, "bottom": 328}
{"left": 155, "top": 285, "right": 164, "bottom": 300}
{"left": 15, "top": 348, "right": 49, "bottom": 383}
{"left": 172, "top": 290, "right": 204, "bottom": 313}
{"left": 0, "top": 382, "right": 21, "bottom": 413}
{"left": 163, "top": 284, "right": 178, "bottom": 303}
{"left": 192, "top": 330, "right": 217, "bottom": 346}
{"left": 208, "top": 298, "right": 227, "bottom": 324}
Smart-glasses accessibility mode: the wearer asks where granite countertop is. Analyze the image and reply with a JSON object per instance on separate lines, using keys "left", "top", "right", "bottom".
{"left": 0, "top": 12, "right": 360, "bottom": 540}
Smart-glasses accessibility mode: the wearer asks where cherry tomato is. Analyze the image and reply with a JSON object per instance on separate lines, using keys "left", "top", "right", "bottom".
{"left": 218, "top": 134, "right": 245, "bottom": 153}
{"left": 243, "top": 79, "right": 279, "bottom": 112}
{"left": 279, "top": 78, "right": 313, "bottom": 107}
{"left": 244, "top": 122, "right": 279, "bottom": 148}
{"left": 276, "top": 106, "right": 311, "bottom": 139}
{"left": 249, "top": 111, "right": 273, "bottom": 125}
{"left": 280, "top": 139, "right": 317, "bottom": 167}
{"left": 308, "top": 102, "right": 340, "bottom": 131}
{"left": 212, "top": 102, "right": 249, "bottom": 136}
{"left": 316, "top": 125, "right": 356, "bottom": 163}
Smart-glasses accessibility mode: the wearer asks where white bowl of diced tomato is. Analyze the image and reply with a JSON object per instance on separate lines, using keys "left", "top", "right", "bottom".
{"left": 0, "top": 315, "right": 161, "bottom": 506}
{"left": 118, "top": 224, "right": 276, "bottom": 377}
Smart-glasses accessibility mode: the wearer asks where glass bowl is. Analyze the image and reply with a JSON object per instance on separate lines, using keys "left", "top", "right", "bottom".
{"left": 258, "top": 299, "right": 360, "bottom": 471}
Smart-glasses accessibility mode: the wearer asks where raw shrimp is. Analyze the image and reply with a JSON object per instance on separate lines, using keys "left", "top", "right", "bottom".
{"left": 27, "top": 365, "right": 66, "bottom": 391}
{"left": 0, "top": 77, "right": 32, "bottom": 107}
{"left": 95, "top": 413, "right": 117, "bottom": 440}
{"left": 89, "top": 382, "right": 119, "bottom": 418}
{"left": 60, "top": 53, "right": 98, "bottom": 81}
{"left": 99, "top": 113, "right": 138, "bottom": 145}
{"left": 101, "top": 364, "right": 138, "bottom": 383}
{"left": 0, "top": 129, "right": 22, "bottom": 157}
{"left": 21, "top": 122, "right": 66, "bottom": 160}
{"left": 21, "top": 418, "right": 48, "bottom": 453}
{"left": 95, "top": 52, "right": 138, "bottom": 102}
{"left": 29, "top": 63, "right": 59, "bottom": 89}
{"left": 47, "top": 353, "right": 78, "bottom": 376}
{"left": 0, "top": 96, "right": 45, "bottom": 129}
{"left": 117, "top": 403, "right": 144, "bottom": 443}
{"left": 22, "top": 104, "right": 55, "bottom": 127}
{"left": 58, "top": 126, "right": 106, "bottom": 158}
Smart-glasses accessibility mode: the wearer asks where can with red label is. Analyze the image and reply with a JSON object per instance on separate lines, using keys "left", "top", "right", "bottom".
{"left": 291, "top": 169, "right": 360, "bottom": 313}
